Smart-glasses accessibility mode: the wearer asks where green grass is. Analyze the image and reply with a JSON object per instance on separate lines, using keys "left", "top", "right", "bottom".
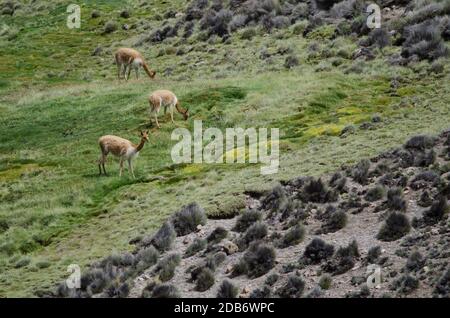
{"left": 0, "top": 0, "right": 449, "bottom": 297}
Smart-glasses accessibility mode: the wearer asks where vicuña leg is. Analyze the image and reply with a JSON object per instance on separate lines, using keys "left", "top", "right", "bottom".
{"left": 128, "top": 159, "right": 135, "bottom": 179}
{"left": 119, "top": 158, "right": 124, "bottom": 177}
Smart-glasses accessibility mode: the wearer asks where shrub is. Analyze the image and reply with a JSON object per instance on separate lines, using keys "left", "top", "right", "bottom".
{"left": 80, "top": 269, "right": 109, "bottom": 295}
{"left": 184, "top": 238, "right": 207, "bottom": 258}
{"left": 365, "top": 186, "right": 385, "bottom": 202}
{"left": 272, "top": 16, "right": 291, "bottom": 29}
{"left": 171, "top": 203, "right": 207, "bottom": 236}
{"left": 352, "top": 159, "right": 370, "bottom": 184}
{"left": 229, "top": 14, "right": 247, "bottom": 32}
{"left": 363, "top": 28, "right": 391, "bottom": 50}
{"left": 406, "top": 251, "right": 425, "bottom": 272}
{"left": 250, "top": 286, "right": 272, "bottom": 298}
{"left": 195, "top": 268, "right": 215, "bottom": 292}
{"left": 136, "top": 246, "right": 159, "bottom": 269}
{"left": 207, "top": 227, "right": 228, "bottom": 244}
{"left": 35, "top": 261, "right": 51, "bottom": 269}
{"left": 243, "top": 242, "right": 276, "bottom": 278}
{"left": 377, "top": 212, "right": 411, "bottom": 241}
{"left": 151, "top": 284, "right": 180, "bottom": 298}
{"left": 238, "top": 221, "right": 268, "bottom": 248}
{"left": 299, "top": 178, "right": 337, "bottom": 203}
{"left": 319, "top": 274, "right": 332, "bottom": 290}
{"left": 320, "top": 210, "right": 347, "bottom": 234}
{"left": 434, "top": 268, "right": 450, "bottom": 297}
{"left": 265, "top": 273, "right": 279, "bottom": 286}
{"left": 154, "top": 253, "right": 181, "bottom": 282}
{"left": 393, "top": 274, "right": 419, "bottom": 294}
{"left": 330, "top": 0, "right": 362, "bottom": 19}
{"left": 233, "top": 210, "right": 261, "bottom": 232}
{"left": 104, "top": 21, "right": 118, "bottom": 34}
{"left": 217, "top": 279, "right": 239, "bottom": 298}
{"left": 91, "top": 10, "right": 100, "bottom": 18}
{"left": 262, "top": 184, "right": 287, "bottom": 210}
{"left": 148, "top": 221, "right": 176, "bottom": 252}
{"left": 402, "top": 19, "right": 449, "bottom": 61}
{"left": 284, "top": 55, "right": 299, "bottom": 69}
{"left": 423, "top": 196, "right": 449, "bottom": 224}
{"left": 322, "top": 240, "right": 360, "bottom": 275}
{"left": 405, "top": 135, "right": 435, "bottom": 150}
{"left": 418, "top": 190, "right": 433, "bottom": 207}
{"left": 120, "top": 10, "right": 130, "bottom": 19}
{"left": 386, "top": 187, "right": 407, "bottom": 211}
{"left": 277, "top": 274, "right": 305, "bottom": 298}
{"left": 239, "top": 27, "right": 257, "bottom": 40}
{"left": 14, "top": 257, "right": 31, "bottom": 268}
{"left": 278, "top": 223, "right": 305, "bottom": 248}
{"left": 106, "top": 281, "right": 130, "bottom": 298}
{"left": 367, "top": 246, "right": 382, "bottom": 264}
{"left": 302, "top": 238, "right": 335, "bottom": 264}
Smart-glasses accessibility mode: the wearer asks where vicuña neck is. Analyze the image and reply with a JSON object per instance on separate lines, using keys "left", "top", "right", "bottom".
{"left": 176, "top": 103, "right": 186, "bottom": 115}
{"left": 135, "top": 139, "right": 146, "bottom": 152}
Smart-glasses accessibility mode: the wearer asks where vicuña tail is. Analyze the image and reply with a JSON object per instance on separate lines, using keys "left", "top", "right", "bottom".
{"left": 142, "top": 62, "right": 154, "bottom": 79}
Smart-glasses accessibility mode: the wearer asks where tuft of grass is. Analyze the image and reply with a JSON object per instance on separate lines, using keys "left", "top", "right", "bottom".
{"left": 171, "top": 203, "right": 207, "bottom": 236}
{"left": 217, "top": 279, "right": 239, "bottom": 298}
{"left": 195, "top": 268, "right": 215, "bottom": 292}
{"left": 377, "top": 212, "right": 411, "bottom": 242}
{"left": 278, "top": 223, "right": 306, "bottom": 248}
{"left": 302, "top": 238, "right": 335, "bottom": 264}
{"left": 277, "top": 274, "right": 305, "bottom": 298}
{"left": 233, "top": 210, "right": 262, "bottom": 233}
{"left": 184, "top": 238, "right": 207, "bottom": 258}
{"left": 154, "top": 253, "right": 181, "bottom": 282}
{"left": 319, "top": 274, "right": 333, "bottom": 290}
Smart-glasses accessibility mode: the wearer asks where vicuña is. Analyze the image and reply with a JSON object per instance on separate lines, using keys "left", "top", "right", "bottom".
{"left": 98, "top": 130, "right": 149, "bottom": 178}
{"left": 149, "top": 89, "right": 189, "bottom": 128}
{"left": 114, "top": 48, "right": 156, "bottom": 80}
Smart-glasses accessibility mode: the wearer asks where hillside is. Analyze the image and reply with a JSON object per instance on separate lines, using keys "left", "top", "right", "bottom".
{"left": 0, "top": 0, "right": 449, "bottom": 297}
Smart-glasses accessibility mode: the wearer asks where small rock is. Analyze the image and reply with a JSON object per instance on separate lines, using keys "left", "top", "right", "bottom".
{"left": 221, "top": 240, "right": 239, "bottom": 255}
{"left": 225, "top": 265, "right": 233, "bottom": 274}
{"left": 242, "top": 286, "right": 250, "bottom": 294}
{"left": 196, "top": 224, "right": 203, "bottom": 231}
{"left": 183, "top": 237, "right": 190, "bottom": 245}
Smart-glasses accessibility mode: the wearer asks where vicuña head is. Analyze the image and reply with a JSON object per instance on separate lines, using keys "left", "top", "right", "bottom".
{"left": 149, "top": 90, "right": 189, "bottom": 128}
{"left": 98, "top": 130, "right": 150, "bottom": 178}
{"left": 114, "top": 47, "right": 156, "bottom": 81}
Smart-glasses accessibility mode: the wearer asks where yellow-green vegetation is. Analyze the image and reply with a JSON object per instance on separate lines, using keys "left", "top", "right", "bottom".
{"left": 0, "top": 0, "right": 449, "bottom": 297}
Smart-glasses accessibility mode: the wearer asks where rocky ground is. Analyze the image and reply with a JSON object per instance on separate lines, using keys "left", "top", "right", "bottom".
{"left": 53, "top": 129, "right": 450, "bottom": 298}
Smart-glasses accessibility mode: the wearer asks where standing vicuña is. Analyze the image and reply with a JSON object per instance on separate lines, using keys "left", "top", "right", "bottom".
{"left": 98, "top": 131, "right": 149, "bottom": 178}
{"left": 115, "top": 48, "right": 156, "bottom": 80}
{"left": 149, "top": 90, "right": 189, "bottom": 128}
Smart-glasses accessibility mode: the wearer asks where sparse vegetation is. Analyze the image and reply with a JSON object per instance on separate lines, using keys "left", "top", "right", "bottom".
{"left": 1, "top": 0, "right": 450, "bottom": 298}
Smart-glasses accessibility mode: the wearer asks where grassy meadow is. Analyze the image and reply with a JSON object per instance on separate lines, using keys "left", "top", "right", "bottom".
{"left": 0, "top": 0, "right": 449, "bottom": 296}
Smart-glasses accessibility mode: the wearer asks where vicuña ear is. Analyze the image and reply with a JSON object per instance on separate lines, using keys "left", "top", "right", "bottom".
{"left": 140, "top": 131, "right": 143, "bottom": 136}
